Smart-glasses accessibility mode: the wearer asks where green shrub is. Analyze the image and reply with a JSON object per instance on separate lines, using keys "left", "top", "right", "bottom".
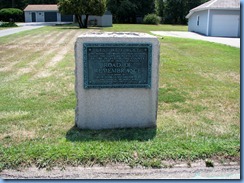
{"left": 0, "top": 8, "right": 24, "bottom": 22}
{"left": 143, "top": 14, "right": 161, "bottom": 25}
{"left": 0, "top": 21, "right": 18, "bottom": 27}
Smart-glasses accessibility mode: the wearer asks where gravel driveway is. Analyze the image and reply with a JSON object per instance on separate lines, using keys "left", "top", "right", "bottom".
{"left": 151, "top": 31, "right": 240, "bottom": 48}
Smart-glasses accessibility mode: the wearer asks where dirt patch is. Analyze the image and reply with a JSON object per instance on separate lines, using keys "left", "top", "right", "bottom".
{"left": 0, "top": 129, "right": 36, "bottom": 142}
{"left": 0, "top": 161, "right": 240, "bottom": 179}
{"left": 34, "top": 70, "right": 52, "bottom": 78}
{"left": 0, "top": 45, "right": 32, "bottom": 72}
{"left": 13, "top": 31, "right": 69, "bottom": 77}
{"left": 17, "top": 67, "right": 32, "bottom": 75}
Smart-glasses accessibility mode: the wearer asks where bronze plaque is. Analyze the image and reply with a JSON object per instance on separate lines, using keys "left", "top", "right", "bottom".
{"left": 83, "top": 43, "right": 152, "bottom": 88}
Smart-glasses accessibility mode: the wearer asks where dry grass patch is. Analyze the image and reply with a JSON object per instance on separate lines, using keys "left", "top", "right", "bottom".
{"left": 1, "top": 126, "right": 36, "bottom": 143}
{"left": 199, "top": 71, "right": 240, "bottom": 83}
{"left": 34, "top": 31, "right": 81, "bottom": 78}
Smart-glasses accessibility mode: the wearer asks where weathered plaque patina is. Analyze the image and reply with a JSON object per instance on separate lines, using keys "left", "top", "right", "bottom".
{"left": 83, "top": 43, "right": 152, "bottom": 88}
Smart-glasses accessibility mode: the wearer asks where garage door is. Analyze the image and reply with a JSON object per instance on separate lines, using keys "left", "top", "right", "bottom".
{"left": 44, "top": 12, "right": 57, "bottom": 22}
{"left": 31, "top": 12, "right": 36, "bottom": 22}
{"left": 61, "top": 15, "right": 73, "bottom": 22}
{"left": 211, "top": 14, "right": 239, "bottom": 37}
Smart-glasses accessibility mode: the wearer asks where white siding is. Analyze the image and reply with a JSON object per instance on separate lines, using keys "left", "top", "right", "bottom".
{"left": 36, "top": 12, "right": 44, "bottom": 22}
{"left": 25, "top": 11, "right": 112, "bottom": 26}
{"left": 82, "top": 15, "right": 112, "bottom": 27}
{"left": 24, "top": 12, "right": 32, "bottom": 22}
{"left": 57, "top": 13, "right": 61, "bottom": 22}
{"left": 188, "top": 10, "right": 208, "bottom": 35}
{"left": 82, "top": 15, "right": 99, "bottom": 26}
{"left": 209, "top": 10, "right": 240, "bottom": 37}
{"left": 101, "top": 15, "right": 112, "bottom": 27}
{"left": 188, "top": 9, "right": 240, "bottom": 37}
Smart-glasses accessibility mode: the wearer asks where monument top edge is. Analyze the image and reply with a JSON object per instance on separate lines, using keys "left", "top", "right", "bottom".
{"left": 77, "top": 32, "right": 157, "bottom": 38}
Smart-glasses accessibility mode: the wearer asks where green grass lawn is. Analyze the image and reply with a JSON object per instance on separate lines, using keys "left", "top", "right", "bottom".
{"left": 102, "top": 24, "right": 187, "bottom": 32}
{"left": 0, "top": 24, "right": 240, "bottom": 170}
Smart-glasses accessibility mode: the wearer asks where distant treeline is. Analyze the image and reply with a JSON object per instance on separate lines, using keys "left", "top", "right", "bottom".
{"left": 0, "top": 0, "right": 58, "bottom": 10}
{"left": 107, "top": 0, "right": 209, "bottom": 24}
{"left": 0, "top": 0, "right": 208, "bottom": 24}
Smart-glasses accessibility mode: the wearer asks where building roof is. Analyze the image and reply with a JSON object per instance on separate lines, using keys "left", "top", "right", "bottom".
{"left": 24, "top": 4, "right": 58, "bottom": 11}
{"left": 186, "top": 0, "right": 240, "bottom": 18}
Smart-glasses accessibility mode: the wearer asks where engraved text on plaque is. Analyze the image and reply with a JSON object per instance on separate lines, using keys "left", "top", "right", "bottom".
{"left": 83, "top": 43, "right": 152, "bottom": 88}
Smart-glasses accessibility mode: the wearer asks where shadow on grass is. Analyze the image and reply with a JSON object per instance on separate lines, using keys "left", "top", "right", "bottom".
{"left": 56, "top": 25, "right": 103, "bottom": 30}
{"left": 66, "top": 126, "right": 156, "bottom": 142}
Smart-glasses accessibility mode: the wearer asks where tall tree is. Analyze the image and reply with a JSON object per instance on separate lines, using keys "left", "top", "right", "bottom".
{"left": 0, "top": 0, "right": 26, "bottom": 9}
{"left": 107, "top": 0, "right": 137, "bottom": 23}
{"left": 155, "top": 0, "right": 164, "bottom": 22}
{"left": 187, "top": 0, "right": 209, "bottom": 10}
{"left": 107, "top": 0, "right": 154, "bottom": 23}
{"left": 164, "top": 0, "right": 208, "bottom": 24}
{"left": 0, "top": 0, "right": 58, "bottom": 9}
{"left": 135, "top": 0, "right": 155, "bottom": 17}
{"left": 12, "top": 0, "right": 15, "bottom": 7}
{"left": 164, "top": 0, "right": 186, "bottom": 24}
{"left": 58, "top": 0, "right": 106, "bottom": 28}
{"left": 23, "top": 0, "right": 57, "bottom": 4}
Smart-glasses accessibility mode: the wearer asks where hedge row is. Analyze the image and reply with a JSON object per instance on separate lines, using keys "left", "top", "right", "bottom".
{"left": 0, "top": 8, "right": 24, "bottom": 22}
{"left": 0, "top": 21, "right": 18, "bottom": 27}
{"left": 143, "top": 14, "right": 161, "bottom": 25}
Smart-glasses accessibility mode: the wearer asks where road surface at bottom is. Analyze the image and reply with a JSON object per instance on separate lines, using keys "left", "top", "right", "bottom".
{"left": 0, "top": 162, "right": 240, "bottom": 179}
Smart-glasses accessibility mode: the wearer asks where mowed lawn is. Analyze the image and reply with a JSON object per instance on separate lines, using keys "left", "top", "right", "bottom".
{"left": 0, "top": 24, "right": 240, "bottom": 170}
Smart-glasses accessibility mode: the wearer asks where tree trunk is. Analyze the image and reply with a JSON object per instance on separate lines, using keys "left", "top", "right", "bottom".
{"left": 75, "top": 14, "right": 84, "bottom": 28}
{"left": 84, "top": 15, "right": 89, "bottom": 28}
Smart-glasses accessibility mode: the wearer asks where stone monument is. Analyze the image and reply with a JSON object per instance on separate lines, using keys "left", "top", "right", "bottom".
{"left": 75, "top": 32, "right": 160, "bottom": 130}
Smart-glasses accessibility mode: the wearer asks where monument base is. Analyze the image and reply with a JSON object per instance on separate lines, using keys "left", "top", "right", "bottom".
{"left": 75, "top": 32, "right": 160, "bottom": 130}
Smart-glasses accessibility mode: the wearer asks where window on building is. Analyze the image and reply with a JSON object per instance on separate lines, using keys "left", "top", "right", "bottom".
{"left": 197, "top": 15, "right": 200, "bottom": 26}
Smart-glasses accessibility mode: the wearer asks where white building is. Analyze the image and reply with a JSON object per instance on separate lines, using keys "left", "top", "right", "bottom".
{"left": 24, "top": 4, "right": 112, "bottom": 27}
{"left": 81, "top": 11, "right": 113, "bottom": 27}
{"left": 186, "top": 0, "right": 240, "bottom": 37}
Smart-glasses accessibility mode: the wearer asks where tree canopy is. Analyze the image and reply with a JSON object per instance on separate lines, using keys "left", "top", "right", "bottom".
{"left": 162, "top": 0, "right": 208, "bottom": 24}
{"left": 0, "top": 0, "right": 209, "bottom": 25}
{"left": 0, "top": 0, "right": 57, "bottom": 10}
{"left": 107, "top": 0, "right": 208, "bottom": 24}
{"left": 107, "top": 0, "right": 154, "bottom": 23}
{"left": 58, "top": 0, "right": 106, "bottom": 28}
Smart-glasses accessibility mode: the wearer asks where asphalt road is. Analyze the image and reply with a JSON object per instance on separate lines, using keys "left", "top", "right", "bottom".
{"left": 151, "top": 31, "right": 240, "bottom": 48}
{"left": 0, "top": 25, "right": 43, "bottom": 37}
{"left": 0, "top": 22, "right": 70, "bottom": 37}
